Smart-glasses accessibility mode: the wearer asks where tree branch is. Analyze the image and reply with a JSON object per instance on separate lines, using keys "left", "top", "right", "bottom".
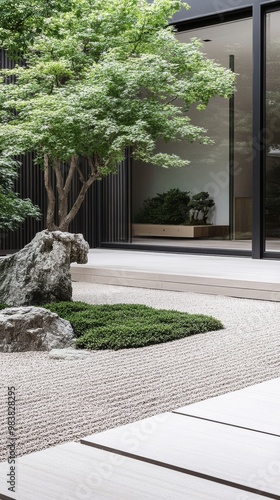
{"left": 64, "top": 155, "right": 78, "bottom": 195}
{"left": 87, "top": 155, "right": 101, "bottom": 177}
{"left": 130, "top": 21, "right": 147, "bottom": 56}
{"left": 53, "top": 158, "right": 64, "bottom": 196}
{"left": 165, "top": 96, "right": 178, "bottom": 105}
{"left": 76, "top": 163, "right": 85, "bottom": 184}
{"left": 61, "top": 170, "right": 99, "bottom": 230}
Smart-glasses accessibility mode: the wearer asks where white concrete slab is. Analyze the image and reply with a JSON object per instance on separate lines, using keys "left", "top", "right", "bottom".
{"left": 0, "top": 442, "right": 265, "bottom": 500}
{"left": 71, "top": 249, "right": 280, "bottom": 300}
{"left": 82, "top": 412, "right": 280, "bottom": 497}
{"left": 72, "top": 249, "right": 280, "bottom": 283}
{"left": 174, "top": 377, "right": 280, "bottom": 436}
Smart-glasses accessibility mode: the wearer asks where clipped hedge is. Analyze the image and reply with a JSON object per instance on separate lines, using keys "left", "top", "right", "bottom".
{"left": 135, "top": 188, "right": 191, "bottom": 225}
{"left": 43, "top": 302, "right": 223, "bottom": 350}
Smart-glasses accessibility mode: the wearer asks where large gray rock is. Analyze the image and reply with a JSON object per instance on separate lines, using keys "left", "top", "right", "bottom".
{"left": 0, "top": 306, "right": 75, "bottom": 352}
{"left": 0, "top": 230, "right": 89, "bottom": 306}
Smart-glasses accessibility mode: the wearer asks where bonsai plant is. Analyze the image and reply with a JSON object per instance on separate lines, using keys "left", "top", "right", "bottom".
{"left": 188, "top": 192, "right": 215, "bottom": 225}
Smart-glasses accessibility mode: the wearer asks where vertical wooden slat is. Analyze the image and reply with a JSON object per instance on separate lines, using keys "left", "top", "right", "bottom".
{"left": 100, "top": 152, "right": 130, "bottom": 243}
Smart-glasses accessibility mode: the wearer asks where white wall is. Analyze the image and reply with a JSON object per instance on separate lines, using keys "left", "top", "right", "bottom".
{"left": 132, "top": 18, "right": 253, "bottom": 229}
{"left": 132, "top": 97, "right": 230, "bottom": 225}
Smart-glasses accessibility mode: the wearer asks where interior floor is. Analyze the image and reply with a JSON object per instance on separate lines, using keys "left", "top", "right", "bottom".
{"left": 131, "top": 237, "right": 280, "bottom": 253}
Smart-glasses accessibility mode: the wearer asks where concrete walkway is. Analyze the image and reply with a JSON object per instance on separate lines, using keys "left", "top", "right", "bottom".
{"left": 71, "top": 249, "right": 280, "bottom": 301}
{"left": 1, "top": 377, "right": 279, "bottom": 499}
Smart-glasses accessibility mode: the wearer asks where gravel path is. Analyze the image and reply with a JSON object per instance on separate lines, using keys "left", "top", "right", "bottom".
{"left": 1, "top": 282, "right": 280, "bottom": 462}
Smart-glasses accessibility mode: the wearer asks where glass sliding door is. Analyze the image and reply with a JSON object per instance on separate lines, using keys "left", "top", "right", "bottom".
{"left": 131, "top": 18, "right": 253, "bottom": 252}
{"left": 265, "top": 10, "right": 280, "bottom": 253}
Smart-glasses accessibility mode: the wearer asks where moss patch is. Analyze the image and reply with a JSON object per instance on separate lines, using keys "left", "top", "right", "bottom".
{"left": 43, "top": 302, "right": 223, "bottom": 350}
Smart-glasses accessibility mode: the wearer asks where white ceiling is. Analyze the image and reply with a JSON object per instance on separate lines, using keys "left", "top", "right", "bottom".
{"left": 176, "top": 18, "right": 253, "bottom": 64}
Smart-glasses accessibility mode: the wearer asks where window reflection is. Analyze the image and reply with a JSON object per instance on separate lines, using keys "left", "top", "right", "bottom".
{"left": 266, "top": 11, "right": 280, "bottom": 251}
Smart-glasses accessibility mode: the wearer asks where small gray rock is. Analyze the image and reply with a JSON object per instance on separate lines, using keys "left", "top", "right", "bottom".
{"left": 0, "top": 307, "right": 75, "bottom": 352}
{"left": 49, "top": 348, "right": 91, "bottom": 360}
{"left": 0, "top": 230, "right": 89, "bottom": 306}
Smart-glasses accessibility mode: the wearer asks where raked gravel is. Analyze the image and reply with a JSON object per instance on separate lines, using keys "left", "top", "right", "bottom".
{"left": 1, "top": 282, "right": 280, "bottom": 462}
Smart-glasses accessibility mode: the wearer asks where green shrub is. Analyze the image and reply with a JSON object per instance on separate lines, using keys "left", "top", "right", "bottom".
{"left": 135, "top": 188, "right": 215, "bottom": 225}
{"left": 44, "top": 302, "right": 223, "bottom": 350}
{"left": 135, "top": 188, "right": 191, "bottom": 225}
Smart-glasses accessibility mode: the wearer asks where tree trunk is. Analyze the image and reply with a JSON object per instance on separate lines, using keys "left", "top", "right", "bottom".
{"left": 44, "top": 154, "right": 58, "bottom": 231}
{"left": 53, "top": 158, "right": 68, "bottom": 229}
{"left": 43, "top": 155, "right": 100, "bottom": 232}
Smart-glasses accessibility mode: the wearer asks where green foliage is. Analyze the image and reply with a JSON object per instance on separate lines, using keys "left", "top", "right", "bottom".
{"left": 0, "top": 156, "right": 40, "bottom": 230}
{"left": 135, "top": 188, "right": 214, "bottom": 225}
{"left": 0, "top": 0, "right": 72, "bottom": 57}
{"left": 135, "top": 188, "right": 191, "bottom": 224}
{"left": 0, "top": 0, "right": 235, "bottom": 229}
{"left": 43, "top": 301, "right": 223, "bottom": 350}
{"left": 0, "top": 303, "right": 9, "bottom": 310}
{"left": 188, "top": 191, "right": 215, "bottom": 224}
{"left": 0, "top": 0, "right": 235, "bottom": 170}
